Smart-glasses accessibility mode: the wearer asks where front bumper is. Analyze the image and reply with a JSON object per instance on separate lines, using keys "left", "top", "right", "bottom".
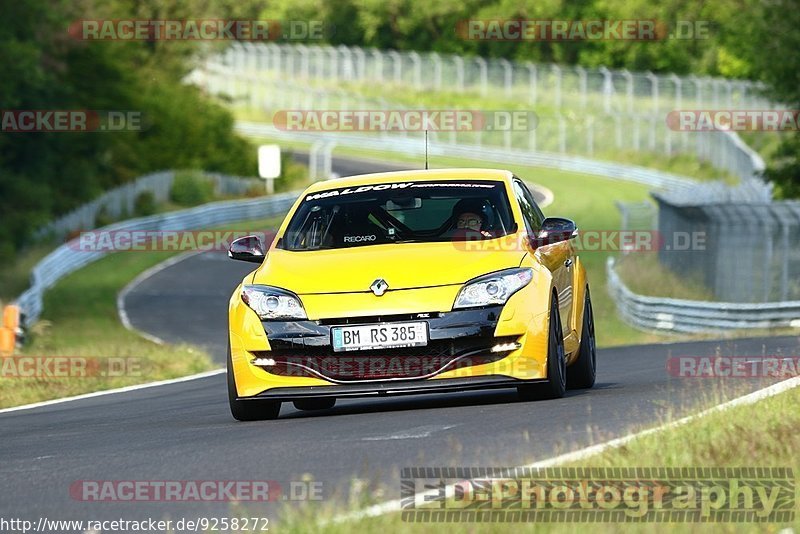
{"left": 242, "top": 375, "right": 545, "bottom": 401}
{"left": 230, "top": 300, "right": 551, "bottom": 398}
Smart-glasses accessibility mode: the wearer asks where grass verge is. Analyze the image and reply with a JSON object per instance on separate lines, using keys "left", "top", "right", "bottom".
{"left": 615, "top": 254, "right": 714, "bottom": 300}
{"left": 0, "top": 216, "right": 283, "bottom": 409}
{"left": 271, "top": 379, "right": 800, "bottom": 533}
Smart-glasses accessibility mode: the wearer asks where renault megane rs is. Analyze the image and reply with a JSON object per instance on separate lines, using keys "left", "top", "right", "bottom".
{"left": 226, "top": 168, "right": 596, "bottom": 420}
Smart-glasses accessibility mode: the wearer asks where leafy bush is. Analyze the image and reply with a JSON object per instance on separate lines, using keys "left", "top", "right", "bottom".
{"left": 170, "top": 173, "right": 215, "bottom": 206}
{"left": 94, "top": 207, "right": 115, "bottom": 228}
{"left": 133, "top": 191, "right": 157, "bottom": 217}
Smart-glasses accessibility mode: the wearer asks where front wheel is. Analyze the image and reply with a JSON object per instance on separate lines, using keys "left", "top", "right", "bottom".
{"left": 227, "top": 345, "right": 281, "bottom": 421}
{"left": 518, "top": 294, "right": 566, "bottom": 401}
{"left": 567, "top": 288, "right": 596, "bottom": 389}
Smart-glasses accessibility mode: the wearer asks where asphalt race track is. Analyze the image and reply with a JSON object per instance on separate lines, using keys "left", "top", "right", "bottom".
{"left": 1, "top": 155, "right": 798, "bottom": 526}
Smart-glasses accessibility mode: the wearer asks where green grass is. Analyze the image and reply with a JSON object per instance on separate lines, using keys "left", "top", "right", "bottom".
{"left": 270, "top": 382, "right": 800, "bottom": 533}
{"left": 1, "top": 251, "right": 214, "bottom": 408}
{"left": 615, "top": 254, "right": 714, "bottom": 300}
{"left": 0, "top": 216, "right": 284, "bottom": 409}
{"left": 0, "top": 244, "right": 52, "bottom": 302}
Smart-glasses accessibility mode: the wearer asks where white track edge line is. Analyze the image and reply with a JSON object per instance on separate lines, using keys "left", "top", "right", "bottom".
{"left": 116, "top": 250, "right": 205, "bottom": 345}
{"left": 332, "top": 374, "right": 800, "bottom": 523}
{"left": 0, "top": 368, "right": 225, "bottom": 415}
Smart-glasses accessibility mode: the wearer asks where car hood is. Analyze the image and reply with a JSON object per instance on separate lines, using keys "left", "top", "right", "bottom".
{"left": 253, "top": 241, "right": 527, "bottom": 294}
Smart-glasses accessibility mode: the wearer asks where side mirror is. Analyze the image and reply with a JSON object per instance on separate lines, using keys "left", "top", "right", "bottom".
{"left": 534, "top": 217, "right": 578, "bottom": 246}
{"left": 228, "top": 235, "right": 266, "bottom": 263}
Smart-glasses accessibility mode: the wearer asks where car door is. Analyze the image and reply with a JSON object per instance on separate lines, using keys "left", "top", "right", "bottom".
{"left": 512, "top": 178, "right": 574, "bottom": 328}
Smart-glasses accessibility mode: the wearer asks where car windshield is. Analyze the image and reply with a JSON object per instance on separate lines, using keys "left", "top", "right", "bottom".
{"left": 279, "top": 180, "right": 516, "bottom": 251}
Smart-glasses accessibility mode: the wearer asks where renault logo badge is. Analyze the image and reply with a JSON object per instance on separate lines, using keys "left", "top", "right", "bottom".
{"left": 370, "top": 279, "right": 389, "bottom": 296}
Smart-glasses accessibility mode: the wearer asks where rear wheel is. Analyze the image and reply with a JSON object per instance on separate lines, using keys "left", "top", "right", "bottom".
{"left": 567, "top": 288, "right": 597, "bottom": 389}
{"left": 227, "top": 345, "right": 281, "bottom": 421}
{"left": 518, "top": 294, "right": 566, "bottom": 401}
{"left": 293, "top": 398, "right": 336, "bottom": 411}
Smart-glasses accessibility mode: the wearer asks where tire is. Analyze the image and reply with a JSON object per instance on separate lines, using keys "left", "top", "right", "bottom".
{"left": 518, "top": 294, "right": 567, "bottom": 401}
{"left": 227, "top": 345, "right": 281, "bottom": 421}
{"left": 567, "top": 288, "right": 597, "bottom": 390}
{"left": 293, "top": 398, "right": 336, "bottom": 411}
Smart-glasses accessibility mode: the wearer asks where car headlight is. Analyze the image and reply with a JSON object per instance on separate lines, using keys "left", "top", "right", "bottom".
{"left": 453, "top": 268, "right": 533, "bottom": 309}
{"left": 241, "top": 285, "right": 307, "bottom": 320}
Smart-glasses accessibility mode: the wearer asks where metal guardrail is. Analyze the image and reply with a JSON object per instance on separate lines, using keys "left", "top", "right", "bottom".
{"left": 606, "top": 257, "right": 800, "bottom": 333}
{"left": 33, "top": 171, "right": 263, "bottom": 242}
{"left": 15, "top": 192, "right": 299, "bottom": 328}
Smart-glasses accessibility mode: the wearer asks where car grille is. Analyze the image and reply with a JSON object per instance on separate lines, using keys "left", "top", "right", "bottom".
{"left": 251, "top": 336, "right": 516, "bottom": 382}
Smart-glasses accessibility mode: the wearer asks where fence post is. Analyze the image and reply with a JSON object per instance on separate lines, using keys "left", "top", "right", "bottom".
{"left": 646, "top": 71, "right": 659, "bottom": 113}
{"left": 552, "top": 64, "right": 562, "bottom": 108}
{"left": 576, "top": 65, "right": 587, "bottom": 110}
{"left": 370, "top": 49, "right": 384, "bottom": 83}
{"left": 389, "top": 50, "right": 402, "bottom": 84}
{"left": 621, "top": 69, "right": 634, "bottom": 113}
{"left": 409, "top": 51, "right": 422, "bottom": 89}
{"left": 500, "top": 58, "right": 513, "bottom": 98}
{"left": 310, "top": 45, "right": 324, "bottom": 78}
{"left": 339, "top": 45, "right": 353, "bottom": 81}
{"left": 326, "top": 46, "right": 338, "bottom": 81}
{"left": 431, "top": 53, "right": 442, "bottom": 90}
{"left": 296, "top": 44, "right": 310, "bottom": 78}
{"left": 476, "top": 57, "right": 488, "bottom": 96}
{"left": 454, "top": 55, "right": 465, "bottom": 92}
{"left": 353, "top": 46, "right": 366, "bottom": 80}
{"left": 526, "top": 62, "right": 537, "bottom": 105}
{"left": 600, "top": 66, "right": 612, "bottom": 113}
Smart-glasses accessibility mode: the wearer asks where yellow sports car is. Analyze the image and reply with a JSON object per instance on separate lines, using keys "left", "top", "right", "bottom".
{"left": 226, "top": 168, "right": 595, "bottom": 420}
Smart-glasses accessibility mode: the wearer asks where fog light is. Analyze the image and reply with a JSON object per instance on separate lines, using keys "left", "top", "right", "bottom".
{"left": 491, "top": 342, "right": 521, "bottom": 353}
{"left": 251, "top": 357, "right": 276, "bottom": 366}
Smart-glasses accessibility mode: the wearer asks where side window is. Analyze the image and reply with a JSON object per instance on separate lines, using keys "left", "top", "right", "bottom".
{"left": 513, "top": 180, "right": 544, "bottom": 234}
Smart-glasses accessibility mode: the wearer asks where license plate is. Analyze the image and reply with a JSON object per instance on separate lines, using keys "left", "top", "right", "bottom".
{"left": 331, "top": 322, "right": 428, "bottom": 352}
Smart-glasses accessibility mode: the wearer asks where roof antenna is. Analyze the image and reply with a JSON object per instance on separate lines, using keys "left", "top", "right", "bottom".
{"left": 424, "top": 129, "right": 429, "bottom": 170}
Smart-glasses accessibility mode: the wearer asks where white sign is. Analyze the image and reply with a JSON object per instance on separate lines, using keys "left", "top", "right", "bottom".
{"left": 258, "top": 145, "right": 281, "bottom": 179}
